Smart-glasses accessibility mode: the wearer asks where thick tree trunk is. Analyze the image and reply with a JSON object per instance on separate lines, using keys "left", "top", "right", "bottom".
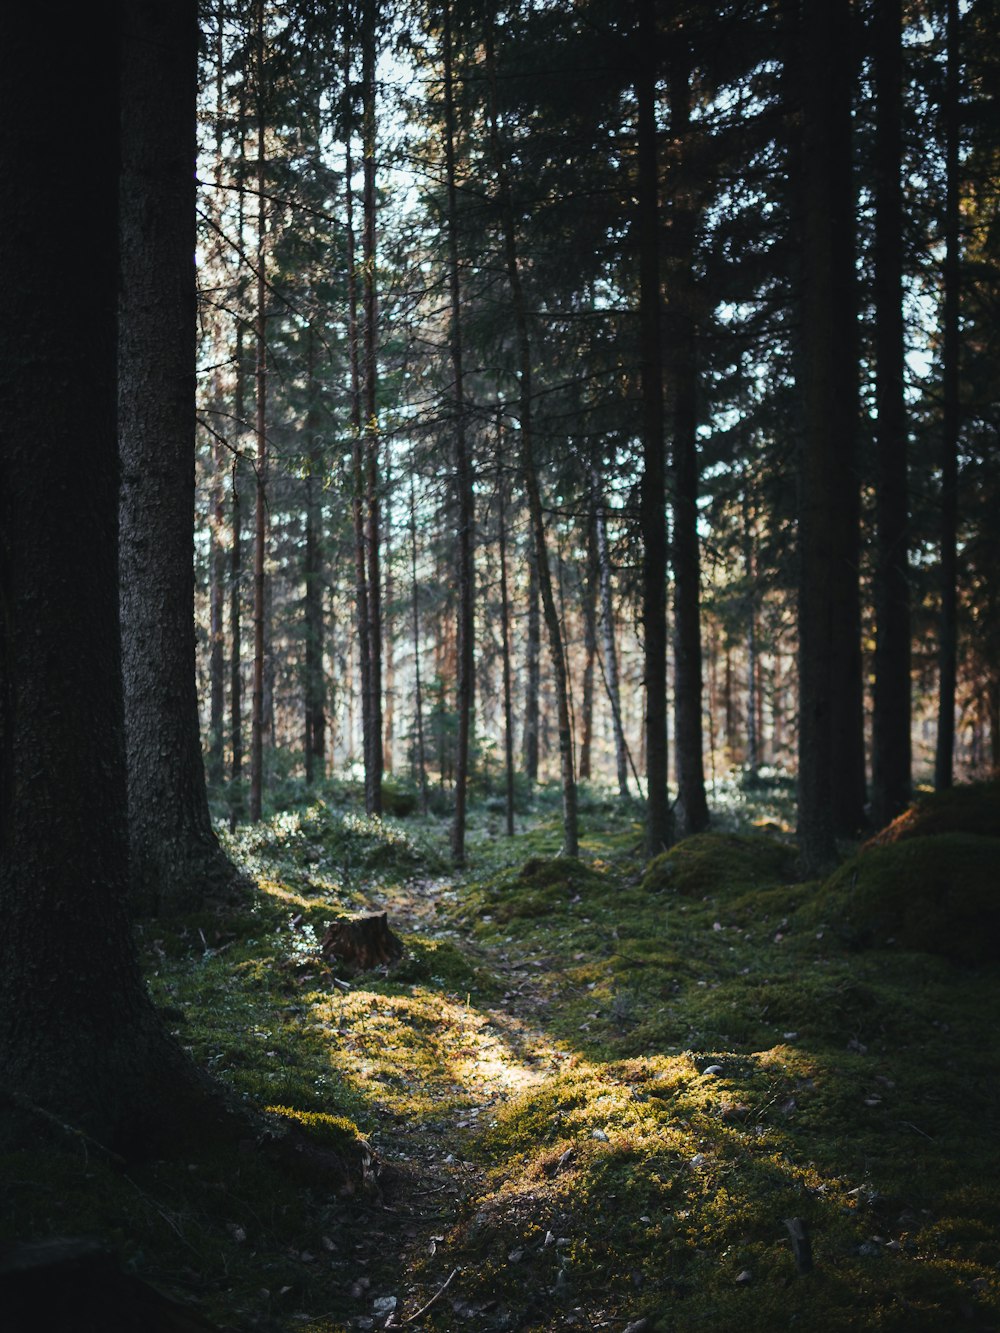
{"left": 637, "top": 0, "right": 671, "bottom": 855}
{"left": 667, "top": 44, "right": 709, "bottom": 837}
{"left": 935, "top": 0, "right": 961, "bottom": 791}
{"left": 0, "top": 0, "right": 237, "bottom": 1155}
{"left": 872, "top": 0, "right": 911, "bottom": 826}
{"left": 443, "top": 0, "right": 475, "bottom": 866}
{"left": 795, "top": 0, "right": 862, "bottom": 868}
{"left": 118, "top": 0, "right": 241, "bottom": 909}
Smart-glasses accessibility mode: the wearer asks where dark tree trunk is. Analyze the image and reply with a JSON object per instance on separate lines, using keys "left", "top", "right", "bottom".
{"left": 578, "top": 502, "right": 600, "bottom": 782}
{"left": 362, "top": 0, "right": 384, "bottom": 814}
{"left": 871, "top": 0, "right": 911, "bottom": 826}
{"left": 118, "top": 0, "right": 240, "bottom": 910}
{"left": 408, "top": 475, "right": 430, "bottom": 814}
{"left": 249, "top": 0, "right": 268, "bottom": 824}
{"left": 0, "top": 0, "right": 235, "bottom": 1155}
{"left": 522, "top": 540, "right": 541, "bottom": 785}
{"left": 667, "top": 43, "right": 709, "bottom": 837}
{"left": 593, "top": 464, "right": 631, "bottom": 800}
{"left": 637, "top": 0, "right": 671, "bottom": 855}
{"left": 303, "top": 332, "right": 326, "bottom": 786}
{"left": 443, "top": 0, "right": 475, "bottom": 867}
{"left": 497, "top": 442, "right": 517, "bottom": 837}
{"left": 345, "top": 99, "right": 375, "bottom": 812}
{"left": 208, "top": 445, "right": 226, "bottom": 789}
{"left": 486, "top": 12, "right": 578, "bottom": 856}
{"left": 795, "top": 0, "right": 862, "bottom": 869}
{"left": 935, "top": 0, "right": 961, "bottom": 791}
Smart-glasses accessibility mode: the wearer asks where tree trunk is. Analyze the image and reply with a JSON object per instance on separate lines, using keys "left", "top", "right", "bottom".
{"left": 443, "top": 0, "right": 475, "bottom": 866}
{"left": 0, "top": 0, "right": 237, "bottom": 1156}
{"left": 249, "top": 0, "right": 268, "bottom": 824}
{"left": 408, "top": 474, "right": 430, "bottom": 814}
{"left": 578, "top": 501, "right": 600, "bottom": 782}
{"left": 592, "top": 463, "right": 631, "bottom": 800}
{"left": 303, "top": 332, "right": 326, "bottom": 786}
{"left": 522, "top": 540, "right": 541, "bottom": 784}
{"left": 637, "top": 0, "right": 671, "bottom": 855}
{"left": 935, "top": 0, "right": 961, "bottom": 791}
{"left": 871, "top": 0, "right": 911, "bottom": 826}
{"left": 795, "top": 0, "right": 861, "bottom": 869}
{"left": 118, "top": 0, "right": 241, "bottom": 909}
{"left": 497, "top": 443, "right": 517, "bottom": 837}
{"left": 667, "top": 43, "right": 709, "bottom": 837}
{"left": 485, "top": 13, "right": 578, "bottom": 856}
{"left": 362, "top": 0, "right": 384, "bottom": 815}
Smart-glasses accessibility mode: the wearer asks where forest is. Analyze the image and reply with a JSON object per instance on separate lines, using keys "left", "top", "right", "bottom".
{"left": 1, "top": 0, "right": 999, "bottom": 1330}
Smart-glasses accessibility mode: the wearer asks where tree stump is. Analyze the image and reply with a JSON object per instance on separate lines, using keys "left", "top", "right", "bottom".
{"left": 320, "top": 912, "right": 403, "bottom": 974}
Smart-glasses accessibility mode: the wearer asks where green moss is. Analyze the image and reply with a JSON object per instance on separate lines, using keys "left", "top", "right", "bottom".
{"left": 865, "top": 780, "right": 1000, "bottom": 848}
{"left": 265, "top": 1105, "right": 365, "bottom": 1153}
{"left": 799, "top": 833, "right": 1000, "bottom": 963}
{"left": 641, "top": 832, "right": 796, "bottom": 898}
{"left": 485, "top": 854, "right": 607, "bottom": 921}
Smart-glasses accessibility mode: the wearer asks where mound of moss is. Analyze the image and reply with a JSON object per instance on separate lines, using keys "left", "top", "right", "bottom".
{"left": 865, "top": 780, "right": 1000, "bottom": 849}
{"left": 641, "top": 832, "right": 795, "bottom": 899}
{"left": 799, "top": 833, "right": 1000, "bottom": 964}
{"left": 488, "top": 855, "right": 606, "bottom": 921}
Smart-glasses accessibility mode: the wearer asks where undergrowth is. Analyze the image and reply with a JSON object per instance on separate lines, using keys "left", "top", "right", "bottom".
{"left": 2, "top": 777, "right": 998, "bottom": 1331}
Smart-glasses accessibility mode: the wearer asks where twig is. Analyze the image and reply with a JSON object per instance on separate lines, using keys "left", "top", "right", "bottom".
{"left": 899, "top": 1120, "right": 934, "bottom": 1141}
{"left": 400, "top": 1268, "right": 459, "bottom": 1325}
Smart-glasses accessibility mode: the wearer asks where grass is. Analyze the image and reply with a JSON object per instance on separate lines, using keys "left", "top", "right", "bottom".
{"left": 2, "top": 776, "right": 998, "bottom": 1331}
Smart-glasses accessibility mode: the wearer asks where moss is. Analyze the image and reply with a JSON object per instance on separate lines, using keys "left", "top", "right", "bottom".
{"left": 486, "top": 854, "right": 607, "bottom": 921}
{"left": 865, "top": 780, "right": 1000, "bottom": 849}
{"left": 265, "top": 1105, "right": 365, "bottom": 1153}
{"left": 799, "top": 833, "right": 1000, "bottom": 963}
{"left": 641, "top": 832, "right": 796, "bottom": 898}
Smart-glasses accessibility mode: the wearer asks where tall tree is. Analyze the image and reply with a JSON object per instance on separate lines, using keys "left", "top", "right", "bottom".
{"left": 0, "top": 0, "right": 232, "bottom": 1153}
{"left": 637, "top": 0, "right": 671, "bottom": 855}
{"left": 118, "top": 0, "right": 241, "bottom": 909}
{"left": 871, "top": 0, "right": 912, "bottom": 826}
{"left": 935, "top": 0, "right": 961, "bottom": 790}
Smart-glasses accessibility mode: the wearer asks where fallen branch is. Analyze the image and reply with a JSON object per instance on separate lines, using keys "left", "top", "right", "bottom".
{"left": 400, "top": 1267, "right": 459, "bottom": 1325}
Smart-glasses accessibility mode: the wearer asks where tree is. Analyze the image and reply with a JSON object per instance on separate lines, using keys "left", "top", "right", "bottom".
{"left": 118, "top": 0, "right": 242, "bottom": 910}
{"left": 0, "top": 0, "right": 230, "bottom": 1153}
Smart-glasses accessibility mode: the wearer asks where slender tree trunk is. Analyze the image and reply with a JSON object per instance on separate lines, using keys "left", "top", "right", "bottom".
{"left": 362, "top": 0, "right": 383, "bottom": 814}
{"left": 345, "top": 80, "right": 374, "bottom": 810}
{"left": 207, "top": 3, "right": 227, "bottom": 792}
{"left": 522, "top": 541, "right": 541, "bottom": 784}
{"left": 485, "top": 13, "right": 578, "bottom": 856}
{"left": 497, "top": 442, "right": 516, "bottom": 836}
{"left": 667, "top": 43, "right": 708, "bottom": 836}
{"left": 593, "top": 463, "right": 630, "bottom": 800}
{"left": 249, "top": 0, "right": 268, "bottom": 824}
{"left": 118, "top": 0, "right": 240, "bottom": 908}
{"left": 935, "top": 0, "right": 960, "bottom": 791}
{"left": 408, "top": 474, "right": 430, "bottom": 814}
{"left": 579, "top": 502, "right": 600, "bottom": 782}
{"left": 872, "top": 0, "right": 911, "bottom": 825}
{"left": 743, "top": 474, "right": 760, "bottom": 776}
{"left": 443, "top": 0, "right": 474, "bottom": 865}
{"left": 229, "top": 93, "right": 249, "bottom": 831}
{"left": 637, "top": 0, "right": 671, "bottom": 854}
{"left": 303, "top": 331, "right": 325, "bottom": 785}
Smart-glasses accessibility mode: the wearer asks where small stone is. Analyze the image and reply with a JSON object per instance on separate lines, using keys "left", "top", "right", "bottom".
{"left": 735, "top": 1269, "right": 753, "bottom": 1284}
{"left": 689, "top": 1153, "right": 707, "bottom": 1167}
{"left": 372, "top": 1295, "right": 397, "bottom": 1317}
{"left": 591, "top": 1128, "right": 609, "bottom": 1141}
{"left": 508, "top": 1248, "right": 524, "bottom": 1263}
{"left": 703, "top": 1064, "right": 723, "bottom": 1076}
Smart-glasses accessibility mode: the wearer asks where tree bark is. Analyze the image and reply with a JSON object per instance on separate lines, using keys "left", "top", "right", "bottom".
{"left": 249, "top": 0, "right": 268, "bottom": 823}
{"left": 579, "top": 501, "right": 600, "bottom": 782}
{"left": 795, "top": 0, "right": 862, "bottom": 869}
{"left": 666, "top": 42, "right": 709, "bottom": 836}
{"left": 935, "top": 0, "right": 961, "bottom": 791}
{"left": 443, "top": 0, "right": 475, "bottom": 867}
{"left": 497, "top": 442, "right": 517, "bottom": 836}
{"left": 486, "top": 13, "right": 578, "bottom": 856}
{"left": 0, "top": 0, "right": 237, "bottom": 1155}
{"left": 303, "top": 331, "right": 326, "bottom": 786}
{"left": 118, "top": 0, "right": 241, "bottom": 909}
{"left": 637, "top": 0, "right": 671, "bottom": 855}
{"left": 592, "top": 463, "right": 631, "bottom": 800}
{"left": 522, "top": 541, "right": 541, "bottom": 785}
{"left": 872, "top": 0, "right": 911, "bottom": 826}
{"left": 408, "top": 474, "right": 430, "bottom": 814}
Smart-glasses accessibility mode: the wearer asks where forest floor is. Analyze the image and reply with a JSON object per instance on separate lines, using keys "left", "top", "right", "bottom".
{"left": 3, "top": 775, "right": 1000, "bottom": 1332}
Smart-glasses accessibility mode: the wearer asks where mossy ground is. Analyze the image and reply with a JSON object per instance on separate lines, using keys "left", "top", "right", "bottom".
{"left": 3, "top": 782, "right": 998, "bottom": 1331}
